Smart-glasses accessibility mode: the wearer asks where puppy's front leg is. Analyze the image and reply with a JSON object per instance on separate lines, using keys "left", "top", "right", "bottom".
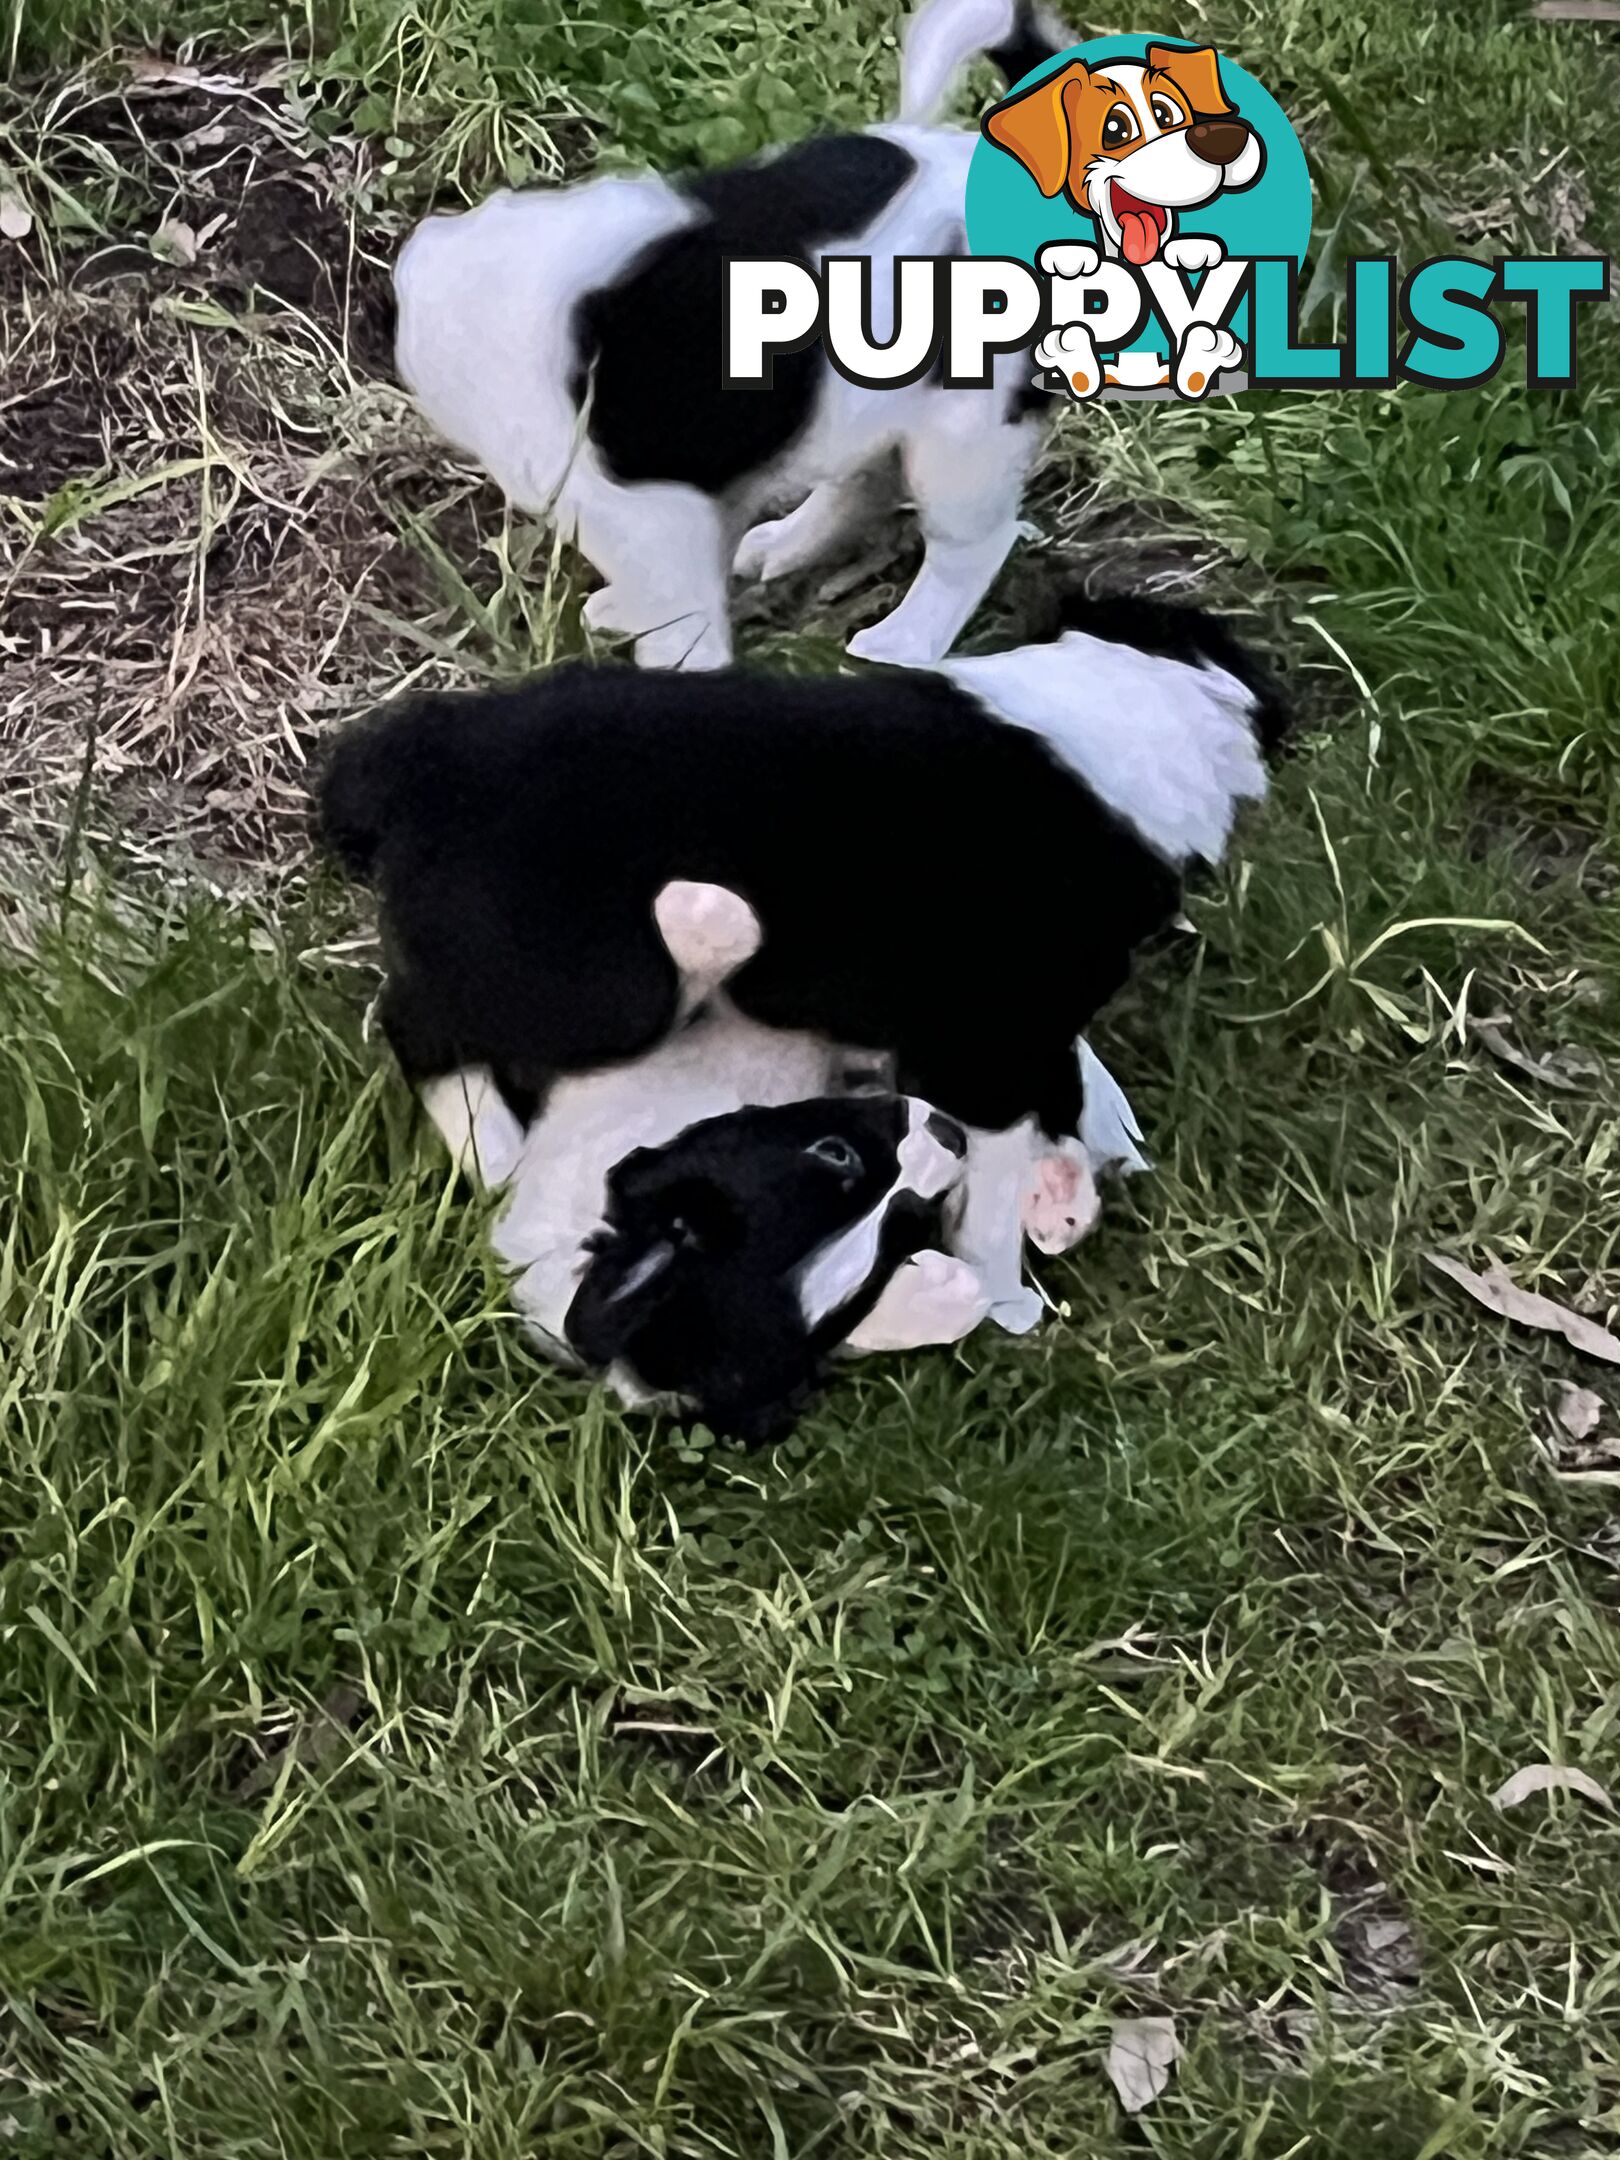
{"left": 954, "top": 1118, "right": 1044, "bottom": 1334}
{"left": 847, "top": 397, "right": 1041, "bottom": 668}
{"left": 420, "top": 1066, "right": 527, "bottom": 1187}
{"left": 841, "top": 1249, "right": 990, "bottom": 1354}
{"left": 733, "top": 468, "right": 878, "bottom": 584}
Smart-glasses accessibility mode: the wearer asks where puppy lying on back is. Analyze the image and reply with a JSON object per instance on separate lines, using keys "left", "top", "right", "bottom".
{"left": 316, "top": 589, "right": 1288, "bottom": 1354}
{"left": 393, "top": 0, "right": 1070, "bottom": 672}
{"left": 425, "top": 882, "right": 989, "bottom": 1444}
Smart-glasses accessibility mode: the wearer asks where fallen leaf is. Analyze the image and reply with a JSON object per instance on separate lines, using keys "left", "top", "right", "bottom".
{"left": 1534, "top": 2, "right": 1620, "bottom": 19}
{"left": 126, "top": 55, "right": 246, "bottom": 91}
{"left": 1556, "top": 1383, "right": 1605, "bottom": 1439}
{"left": 0, "top": 192, "right": 32, "bottom": 241}
{"left": 1427, "top": 1253, "right": 1620, "bottom": 1366}
{"left": 150, "top": 219, "right": 199, "bottom": 266}
{"left": 1473, "top": 1019, "right": 1588, "bottom": 1091}
{"left": 1492, "top": 1763, "right": 1613, "bottom": 1811}
{"left": 1104, "top": 2017, "right": 1179, "bottom": 2113}
{"left": 1548, "top": 1431, "right": 1620, "bottom": 1484}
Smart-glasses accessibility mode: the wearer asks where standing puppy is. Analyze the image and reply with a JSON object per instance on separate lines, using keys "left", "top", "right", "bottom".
{"left": 393, "top": 0, "right": 1070, "bottom": 671}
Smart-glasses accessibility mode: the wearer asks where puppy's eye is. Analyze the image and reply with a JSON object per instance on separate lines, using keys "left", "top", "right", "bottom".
{"left": 1150, "top": 96, "right": 1182, "bottom": 129}
{"left": 806, "top": 1136, "right": 862, "bottom": 1176}
{"left": 1101, "top": 104, "right": 1138, "bottom": 149}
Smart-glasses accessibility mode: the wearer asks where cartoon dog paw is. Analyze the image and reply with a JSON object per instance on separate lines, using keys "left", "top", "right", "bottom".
{"left": 1174, "top": 322, "right": 1242, "bottom": 398}
{"left": 1021, "top": 1140, "right": 1101, "bottom": 1256}
{"left": 1037, "top": 240, "right": 1101, "bottom": 281}
{"left": 1033, "top": 321, "right": 1103, "bottom": 402}
{"left": 1163, "top": 235, "right": 1227, "bottom": 274}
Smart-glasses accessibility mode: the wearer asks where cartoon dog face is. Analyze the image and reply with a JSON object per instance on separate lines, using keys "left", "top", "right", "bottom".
{"left": 984, "top": 44, "right": 1264, "bottom": 264}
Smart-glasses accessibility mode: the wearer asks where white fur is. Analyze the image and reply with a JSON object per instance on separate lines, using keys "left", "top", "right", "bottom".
{"left": 940, "top": 631, "right": 1267, "bottom": 867}
{"left": 420, "top": 1067, "right": 527, "bottom": 1185}
{"left": 955, "top": 1117, "right": 1045, "bottom": 1333}
{"left": 486, "top": 1006, "right": 837, "bottom": 1365}
{"left": 1078, "top": 1039, "right": 1150, "bottom": 1174}
{"left": 796, "top": 1100, "right": 969, "bottom": 1327}
{"left": 395, "top": 177, "right": 693, "bottom": 516}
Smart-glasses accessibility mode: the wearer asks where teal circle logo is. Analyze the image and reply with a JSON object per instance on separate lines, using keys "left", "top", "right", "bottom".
{"left": 966, "top": 36, "right": 1311, "bottom": 395}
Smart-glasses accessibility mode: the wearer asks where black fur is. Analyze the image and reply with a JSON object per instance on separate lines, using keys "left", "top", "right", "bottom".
{"left": 313, "top": 606, "right": 1285, "bottom": 1142}
{"left": 571, "top": 134, "right": 918, "bottom": 496}
{"left": 1021, "top": 586, "right": 1292, "bottom": 753}
{"left": 985, "top": 3, "right": 1067, "bottom": 94}
{"left": 564, "top": 1095, "right": 943, "bottom": 1445}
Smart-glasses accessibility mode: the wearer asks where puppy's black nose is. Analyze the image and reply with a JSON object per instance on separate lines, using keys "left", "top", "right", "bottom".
{"left": 1187, "top": 118, "right": 1250, "bottom": 167}
{"left": 925, "top": 1111, "right": 968, "bottom": 1157}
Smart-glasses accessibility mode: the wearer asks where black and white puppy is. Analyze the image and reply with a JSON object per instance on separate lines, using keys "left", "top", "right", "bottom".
{"left": 566, "top": 1093, "right": 975, "bottom": 1444}
{"left": 315, "top": 590, "right": 1287, "bottom": 1348}
{"left": 415, "top": 885, "right": 990, "bottom": 1444}
{"left": 393, "top": 0, "right": 1070, "bottom": 672}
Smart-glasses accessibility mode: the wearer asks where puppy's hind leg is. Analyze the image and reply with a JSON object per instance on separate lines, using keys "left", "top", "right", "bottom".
{"left": 733, "top": 466, "right": 882, "bottom": 585}
{"left": 847, "top": 398, "right": 1041, "bottom": 668}
{"left": 573, "top": 476, "right": 734, "bottom": 671}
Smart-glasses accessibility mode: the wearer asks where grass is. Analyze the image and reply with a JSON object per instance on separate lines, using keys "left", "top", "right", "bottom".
{"left": 3, "top": 0, "right": 1620, "bottom": 2154}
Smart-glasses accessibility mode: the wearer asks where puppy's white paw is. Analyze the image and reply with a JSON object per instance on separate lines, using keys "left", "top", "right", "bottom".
{"left": 1032, "top": 321, "right": 1103, "bottom": 401}
{"left": 1037, "top": 240, "right": 1101, "bottom": 280}
{"left": 733, "top": 516, "right": 799, "bottom": 584}
{"left": 634, "top": 617, "right": 731, "bottom": 671}
{"left": 1022, "top": 1142, "right": 1101, "bottom": 1256}
{"left": 1174, "top": 321, "right": 1242, "bottom": 397}
{"left": 1163, "top": 234, "right": 1225, "bottom": 273}
{"left": 421, "top": 1068, "right": 526, "bottom": 1188}
{"left": 842, "top": 1249, "right": 990, "bottom": 1354}
{"left": 847, "top": 615, "right": 943, "bottom": 669}
{"left": 653, "top": 880, "right": 762, "bottom": 986}
{"left": 986, "top": 1284, "right": 1044, "bottom": 1335}
{"left": 582, "top": 583, "right": 638, "bottom": 634}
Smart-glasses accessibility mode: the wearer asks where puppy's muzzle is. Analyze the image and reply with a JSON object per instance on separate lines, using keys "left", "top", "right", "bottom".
{"left": 1186, "top": 118, "right": 1250, "bottom": 168}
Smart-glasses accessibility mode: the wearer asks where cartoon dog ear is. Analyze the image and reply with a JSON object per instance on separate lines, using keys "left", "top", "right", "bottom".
{"left": 982, "top": 60, "right": 1090, "bottom": 199}
{"left": 1147, "top": 43, "right": 1234, "bottom": 119}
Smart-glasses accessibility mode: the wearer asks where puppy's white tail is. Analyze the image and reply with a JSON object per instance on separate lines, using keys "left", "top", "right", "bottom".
{"left": 940, "top": 595, "right": 1289, "bottom": 870}
{"left": 897, "top": 0, "right": 1071, "bottom": 122}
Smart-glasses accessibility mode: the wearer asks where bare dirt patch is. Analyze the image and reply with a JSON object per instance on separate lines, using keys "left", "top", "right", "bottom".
{"left": 0, "top": 62, "right": 494, "bottom": 889}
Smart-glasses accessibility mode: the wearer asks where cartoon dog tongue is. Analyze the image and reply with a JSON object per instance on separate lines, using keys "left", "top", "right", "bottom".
{"left": 1119, "top": 208, "right": 1160, "bottom": 264}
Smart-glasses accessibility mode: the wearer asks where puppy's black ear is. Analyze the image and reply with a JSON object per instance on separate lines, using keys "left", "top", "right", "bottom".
{"left": 311, "top": 695, "right": 453, "bottom": 881}
{"left": 565, "top": 1233, "right": 685, "bottom": 1369}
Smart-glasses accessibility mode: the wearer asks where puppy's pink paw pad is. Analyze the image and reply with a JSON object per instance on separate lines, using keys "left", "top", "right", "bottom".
{"left": 1023, "top": 1149, "right": 1101, "bottom": 1255}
